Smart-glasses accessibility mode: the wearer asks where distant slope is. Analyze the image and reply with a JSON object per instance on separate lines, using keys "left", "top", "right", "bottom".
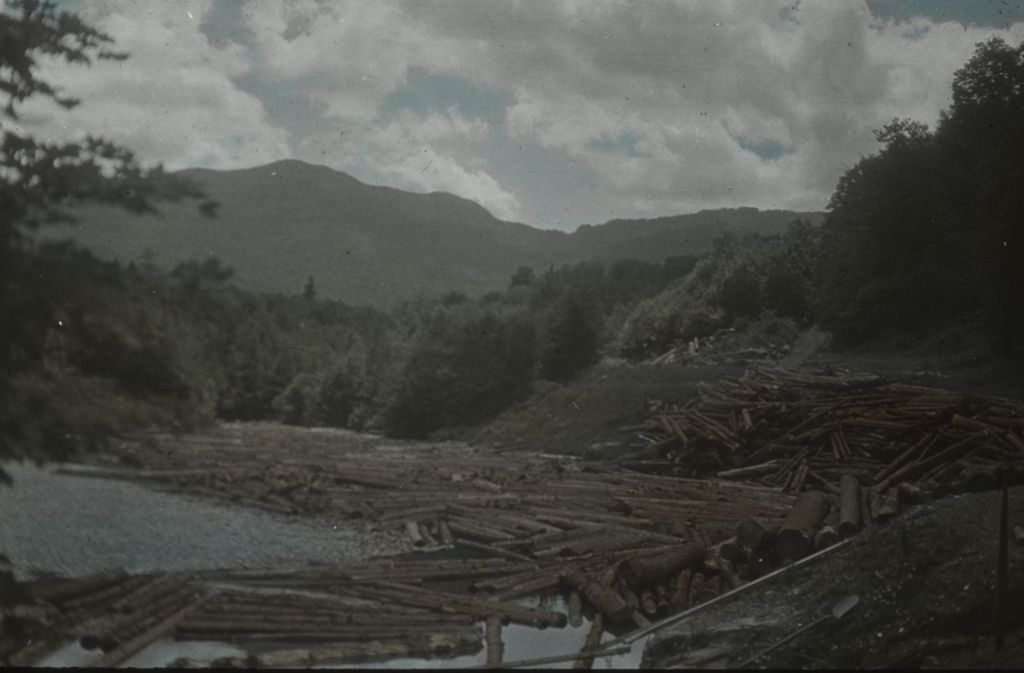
{"left": 49, "top": 160, "right": 822, "bottom": 306}
{"left": 569, "top": 208, "right": 825, "bottom": 261}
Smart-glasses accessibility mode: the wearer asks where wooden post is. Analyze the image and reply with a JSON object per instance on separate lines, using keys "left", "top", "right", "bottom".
{"left": 572, "top": 613, "right": 604, "bottom": 670}
{"left": 995, "top": 475, "right": 1009, "bottom": 651}
{"left": 485, "top": 616, "right": 504, "bottom": 667}
{"left": 568, "top": 590, "right": 583, "bottom": 628}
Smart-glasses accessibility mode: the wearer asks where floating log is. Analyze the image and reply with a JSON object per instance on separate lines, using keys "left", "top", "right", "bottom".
{"left": 716, "top": 460, "right": 785, "bottom": 480}
{"left": 237, "top": 631, "right": 484, "bottom": 667}
{"left": 91, "top": 590, "right": 210, "bottom": 668}
{"left": 619, "top": 544, "right": 706, "bottom": 586}
{"left": 30, "top": 571, "right": 128, "bottom": 604}
{"left": 490, "top": 574, "right": 563, "bottom": 603}
{"left": 344, "top": 583, "right": 566, "bottom": 629}
{"left": 485, "top": 616, "right": 504, "bottom": 667}
{"left": 838, "top": 474, "right": 861, "bottom": 537}
{"left": 573, "top": 613, "right": 605, "bottom": 670}
{"left": 561, "top": 568, "right": 631, "bottom": 625}
{"left": 775, "top": 491, "right": 830, "bottom": 562}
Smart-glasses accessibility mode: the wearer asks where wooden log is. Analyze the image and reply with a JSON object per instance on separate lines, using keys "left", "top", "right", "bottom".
{"left": 883, "top": 431, "right": 987, "bottom": 488}
{"left": 561, "top": 567, "right": 631, "bottom": 625}
{"left": 775, "top": 491, "right": 830, "bottom": 562}
{"left": 877, "top": 490, "right": 901, "bottom": 523}
{"left": 668, "top": 569, "right": 693, "bottom": 608}
{"left": 405, "top": 520, "right": 425, "bottom": 547}
{"left": 716, "top": 538, "right": 748, "bottom": 565}
{"left": 438, "top": 518, "right": 454, "bottom": 546}
{"left": 175, "top": 620, "right": 469, "bottom": 639}
{"left": 345, "top": 583, "right": 566, "bottom": 629}
{"left": 814, "top": 525, "right": 842, "bottom": 551}
{"left": 446, "top": 519, "right": 516, "bottom": 543}
{"left": 418, "top": 522, "right": 439, "bottom": 547}
{"left": 690, "top": 574, "right": 721, "bottom": 605}
{"left": 716, "top": 460, "right": 785, "bottom": 480}
{"left": 239, "top": 631, "right": 484, "bottom": 667}
{"left": 838, "top": 474, "right": 861, "bottom": 537}
{"left": 30, "top": 571, "right": 128, "bottom": 604}
{"left": 736, "top": 520, "right": 774, "bottom": 550}
{"left": 489, "top": 574, "right": 563, "bottom": 603}
{"left": 60, "top": 575, "right": 152, "bottom": 614}
{"left": 868, "top": 488, "right": 883, "bottom": 524}
{"left": 568, "top": 590, "right": 583, "bottom": 627}
{"left": 485, "top": 616, "right": 503, "bottom": 668}
{"left": 573, "top": 612, "right": 604, "bottom": 670}
{"left": 90, "top": 590, "right": 210, "bottom": 668}
{"left": 619, "top": 544, "right": 706, "bottom": 586}
{"left": 898, "top": 481, "right": 929, "bottom": 504}
{"left": 718, "top": 559, "right": 743, "bottom": 591}
{"left": 454, "top": 538, "right": 535, "bottom": 564}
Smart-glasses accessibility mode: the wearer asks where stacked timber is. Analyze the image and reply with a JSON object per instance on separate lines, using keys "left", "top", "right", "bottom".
{"left": 638, "top": 366, "right": 1024, "bottom": 530}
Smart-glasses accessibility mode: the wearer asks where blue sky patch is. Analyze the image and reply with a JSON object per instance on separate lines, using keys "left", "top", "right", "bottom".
{"left": 379, "top": 68, "right": 514, "bottom": 124}
{"left": 588, "top": 131, "right": 643, "bottom": 157}
{"left": 736, "top": 136, "right": 795, "bottom": 161}
{"left": 868, "top": 0, "right": 1024, "bottom": 28}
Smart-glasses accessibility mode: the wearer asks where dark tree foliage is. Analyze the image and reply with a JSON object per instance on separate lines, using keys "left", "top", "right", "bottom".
{"left": 816, "top": 37, "right": 1024, "bottom": 349}
{"left": 540, "top": 293, "right": 599, "bottom": 382}
{"left": 0, "top": 0, "right": 211, "bottom": 466}
{"left": 383, "top": 311, "right": 537, "bottom": 438}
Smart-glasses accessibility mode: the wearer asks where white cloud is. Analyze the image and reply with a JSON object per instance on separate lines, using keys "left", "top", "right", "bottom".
{"left": 17, "top": 0, "right": 1022, "bottom": 226}
{"left": 17, "top": 1, "right": 290, "bottom": 170}
{"left": 294, "top": 109, "right": 523, "bottom": 221}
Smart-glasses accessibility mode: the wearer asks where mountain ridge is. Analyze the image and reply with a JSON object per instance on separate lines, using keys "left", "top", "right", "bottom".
{"left": 51, "top": 160, "right": 823, "bottom": 306}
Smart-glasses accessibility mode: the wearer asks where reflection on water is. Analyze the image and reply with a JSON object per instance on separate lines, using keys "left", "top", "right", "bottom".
{"left": 35, "top": 639, "right": 246, "bottom": 668}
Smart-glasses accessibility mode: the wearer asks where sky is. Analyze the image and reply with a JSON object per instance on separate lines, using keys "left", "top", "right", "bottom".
{"left": 21, "top": 0, "right": 1024, "bottom": 231}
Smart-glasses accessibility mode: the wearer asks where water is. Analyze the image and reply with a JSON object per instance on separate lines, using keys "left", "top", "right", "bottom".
{"left": 0, "top": 462, "right": 644, "bottom": 669}
{"left": 0, "top": 462, "right": 409, "bottom": 581}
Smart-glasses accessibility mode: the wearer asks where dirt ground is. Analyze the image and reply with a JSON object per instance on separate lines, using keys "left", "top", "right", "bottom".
{"left": 643, "top": 485, "right": 1024, "bottom": 669}
{"left": 460, "top": 339, "right": 1024, "bottom": 459}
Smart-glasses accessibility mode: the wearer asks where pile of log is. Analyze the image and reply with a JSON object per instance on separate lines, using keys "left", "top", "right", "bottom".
{"left": 637, "top": 366, "right": 1024, "bottom": 513}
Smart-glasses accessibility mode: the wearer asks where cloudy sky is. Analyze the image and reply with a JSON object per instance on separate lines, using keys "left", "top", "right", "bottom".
{"left": 25, "top": 0, "right": 1024, "bottom": 230}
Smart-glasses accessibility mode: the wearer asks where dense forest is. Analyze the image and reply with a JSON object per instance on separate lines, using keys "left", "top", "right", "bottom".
{"left": 1, "top": 2, "right": 1022, "bottom": 472}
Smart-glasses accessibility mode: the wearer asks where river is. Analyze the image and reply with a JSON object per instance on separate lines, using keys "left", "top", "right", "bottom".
{"left": 0, "top": 461, "right": 643, "bottom": 669}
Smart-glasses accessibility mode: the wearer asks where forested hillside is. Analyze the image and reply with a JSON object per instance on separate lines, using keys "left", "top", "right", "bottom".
{"left": 51, "top": 165, "right": 820, "bottom": 306}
